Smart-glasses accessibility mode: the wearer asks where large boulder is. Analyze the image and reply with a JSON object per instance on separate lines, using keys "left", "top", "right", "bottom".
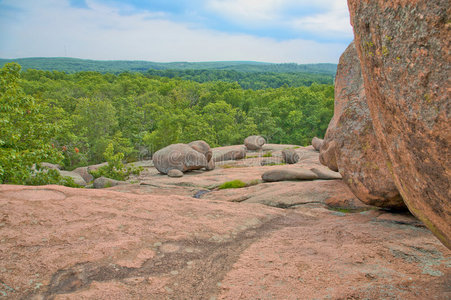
{"left": 282, "top": 149, "right": 299, "bottom": 164}
{"left": 59, "top": 171, "right": 87, "bottom": 187}
{"left": 348, "top": 0, "right": 450, "bottom": 248}
{"left": 153, "top": 143, "right": 207, "bottom": 174}
{"left": 188, "top": 140, "right": 212, "bottom": 162}
{"left": 93, "top": 176, "right": 125, "bottom": 189}
{"left": 167, "top": 169, "right": 184, "bottom": 178}
{"left": 244, "top": 135, "right": 266, "bottom": 150}
{"left": 72, "top": 166, "right": 94, "bottom": 183}
{"left": 311, "top": 137, "right": 324, "bottom": 151}
{"left": 212, "top": 145, "right": 246, "bottom": 162}
{"left": 262, "top": 168, "right": 318, "bottom": 182}
{"left": 320, "top": 42, "right": 404, "bottom": 209}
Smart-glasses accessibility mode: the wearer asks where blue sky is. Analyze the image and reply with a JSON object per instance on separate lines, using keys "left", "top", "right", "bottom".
{"left": 0, "top": 0, "right": 353, "bottom": 63}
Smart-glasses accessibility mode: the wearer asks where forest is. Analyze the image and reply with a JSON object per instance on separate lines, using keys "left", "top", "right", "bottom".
{"left": 0, "top": 62, "right": 334, "bottom": 185}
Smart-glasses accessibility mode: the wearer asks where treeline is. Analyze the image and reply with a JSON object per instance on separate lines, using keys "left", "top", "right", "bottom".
{"left": 0, "top": 57, "right": 337, "bottom": 74}
{"left": 0, "top": 63, "right": 333, "bottom": 184}
{"left": 146, "top": 69, "right": 333, "bottom": 89}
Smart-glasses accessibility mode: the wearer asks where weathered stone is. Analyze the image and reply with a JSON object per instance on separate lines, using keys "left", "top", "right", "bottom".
{"left": 72, "top": 166, "right": 94, "bottom": 183}
{"left": 212, "top": 145, "right": 246, "bottom": 162}
{"left": 311, "top": 137, "right": 324, "bottom": 151}
{"left": 320, "top": 42, "right": 404, "bottom": 209}
{"left": 282, "top": 149, "right": 299, "bottom": 164}
{"left": 153, "top": 144, "right": 207, "bottom": 174}
{"left": 310, "top": 167, "right": 342, "bottom": 180}
{"left": 188, "top": 140, "right": 212, "bottom": 162}
{"left": 262, "top": 169, "right": 318, "bottom": 182}
{"left": 59, "top": 170, "right": 87, "bottom": 186}
{"left": 348, "top": 0, "right": 450, "bottom": 248}
{"left": 244, "top": 135, "right": 266, "bottom": 150}
{"left": 319, "top": 140, "right": 338, "bottom": 172}
{"left": 206, "top": 159, "right": 215, "bottom": 171}
{"left": 168, "top": 169, "right": 184, "bottom": 178}
{"left": 93, "top": 176, "right": 124, "bottom": 189}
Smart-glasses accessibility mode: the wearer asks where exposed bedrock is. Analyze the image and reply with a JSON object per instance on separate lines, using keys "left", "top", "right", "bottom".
{"left": 320, "top": 42, "right": 404, "bottom": 209}
{"left": 348, "top": 0, "right": 450, "bottom": 248}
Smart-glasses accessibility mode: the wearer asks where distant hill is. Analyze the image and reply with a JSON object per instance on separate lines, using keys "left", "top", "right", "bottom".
{"left": 0, "top": 57, "right": 337, "bottom": 75}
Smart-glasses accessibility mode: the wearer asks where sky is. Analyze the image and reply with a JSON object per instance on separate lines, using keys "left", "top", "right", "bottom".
{"left": 0, "top": 0, "right": 354, "bottom": 63}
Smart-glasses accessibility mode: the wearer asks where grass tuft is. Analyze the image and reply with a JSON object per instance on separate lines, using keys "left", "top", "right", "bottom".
{"left": 262, "top": 152, "right": 273, "bottom": 157}
{"left": 218, "top": 180, "right": 247, "bottom": 189}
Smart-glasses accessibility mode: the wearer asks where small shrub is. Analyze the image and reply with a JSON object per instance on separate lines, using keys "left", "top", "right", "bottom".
{"left": 90, "top": 143, "right": 142, "bottom": 181}
{"left": 218, "top": 180, "right": 247, "bottom": 189}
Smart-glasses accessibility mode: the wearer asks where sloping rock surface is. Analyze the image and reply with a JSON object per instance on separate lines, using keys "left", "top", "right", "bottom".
{"left": 0, "top": 184, "right": 449, "bottom": 299}
{"left": 348, "top": 0, "right": 451, "bottom": 248}
{"left": 320, "top": 42, "right": 403, "bottom": 209}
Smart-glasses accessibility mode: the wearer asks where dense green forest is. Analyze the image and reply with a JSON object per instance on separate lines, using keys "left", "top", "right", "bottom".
{"left": 0, "top": 57, "right": 337, "bottom": 74}
{"left": 0, "top": 62, "right": 334, "bottom": 184}
{"left": 146, "top": 69, "right": 333, "bottom": 89}
{"left": 0, "top": 58, "right": 336, "bottom": 89}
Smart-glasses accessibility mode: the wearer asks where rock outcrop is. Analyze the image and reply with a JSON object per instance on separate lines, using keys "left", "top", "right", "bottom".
{"left": 282, "top": 149, "right": 299, "bottom": 164}
{"left": 244, "top": 135, "right": 266, "bottom": 150}
{"left": 153, "top": 143, "right": 208, "bottom": 174}
{"left": 1, "top": 184, "right": 448, "bottom": 299}
{"left": 59, "top": 170, "right": 87, "bottom": 187}
{"left": 72, "top": 166, "right": 94, "bottom": 183}
{"left": 348, "top": 0, "right": 451, "bottom": 248}
{"left": 93, "top": 176, "right": 125, "bottom": 189}
{"left": 212, "top": 145, "right": 246, "bottom": 162}
{"left": 320, "top": 42, "right": 404, "bottom": 209}
{"left": 262, "top": 168, "right": 318, "bottom": 182}
{"left": 311, "top": 137, "right": 324, "bottom": 151}
{"left": 188, "top": 140, "right": 213, "bottom": 162}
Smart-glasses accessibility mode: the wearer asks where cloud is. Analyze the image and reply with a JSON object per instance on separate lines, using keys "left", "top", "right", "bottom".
{"left": 291, "top": 3, "right": 353, "bottom": 39}
{"left": 0, "top": 0, "right": 351, "bottom": 63}
{"left": 205, "top": 0, "right": 283, "bottom": 22}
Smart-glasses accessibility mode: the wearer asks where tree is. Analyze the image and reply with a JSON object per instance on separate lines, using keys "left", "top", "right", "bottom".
{"left": 0, "top": 63, "right": 62, "bottom": 184}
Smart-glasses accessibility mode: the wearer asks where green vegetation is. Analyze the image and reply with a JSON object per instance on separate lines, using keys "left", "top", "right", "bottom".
{"left": 0, "top": 63, "right": 62, "bottom": 184}
{"left": 0, "top": 61, "right": 334, "bottom": 185}
{"left": 262, "top": 152, "right": 273, "bottom": 157}
{"left": 218, "top": 179, "right": 261, "bottom": 189}
{"left": 0, "top": 57, "right": 337, "bottom": 74}
{"left": 0, "top": 58, "right": 336, "bottom": 90}
{"left": 89, "top": 143, "right": 143, "bottom": 181}
{"left": 218, "top": 180, "right": 248, "bottom": 189}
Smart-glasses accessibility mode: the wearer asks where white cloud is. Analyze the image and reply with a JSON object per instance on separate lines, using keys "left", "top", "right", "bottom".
{"left": 205, "top": 0, "right": 283, "bottom": 22}
{"left": 0, "top": 0, "right": 350, "bottom": 63}
{"left": 205, "top": 0, "right": 352, "bottom": 39}
{"left": 291, "top": 5, "right": 353, "bottom": 39}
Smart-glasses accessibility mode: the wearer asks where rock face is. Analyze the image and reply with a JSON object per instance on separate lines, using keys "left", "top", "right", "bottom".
{"left": 1, "top": 185, "right": 449, "bottom": 299}
{"left": 167, "top": 169, "right": 184, "bottom": 178}
{"left": 206, "top": 159, "right": 215, "bottom": 171}
{"left": 153, "top": 143, "right": 208, "bottom": 174}
{"left": 188, "top": 140, "right": 212, "bottom": 162}
{"left": 310, "top": 167, "right": 342, "bottom": 180}
{"left": 348, "top": 0, "right": 451, "bottom": 248}
{"left": 311, "top": 137, "right": 324, "bottom": 151}
{"left": 59, "top": 170, "right": 87, "bottom": 187}
{"left": 320, "top": 42, "right": 404, "bottom": 209}
{"left": 262, "top": 168, "right": 318, "bottom": 182}
{"left": 244, "top": 135, "right": 266, "bottom": 150}
{"left": 93, "top": 176, "right": 124, "bottom": 189}
{"left": 282, "top": 149, "right": 299, "bottom": 164}
{"left": 212, "top": 145, "right": 246, "bottom": 162}
{"left": 73, "top": 166, "right": 94, "bottom": 183}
